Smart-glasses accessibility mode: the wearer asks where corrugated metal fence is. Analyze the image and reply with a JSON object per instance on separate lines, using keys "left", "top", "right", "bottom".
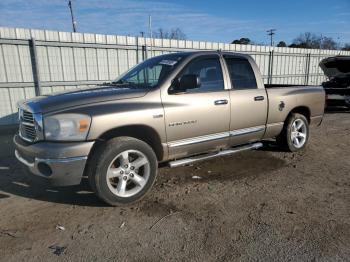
{"left": 1, "top": 26, "right": 349, "bottom": 126}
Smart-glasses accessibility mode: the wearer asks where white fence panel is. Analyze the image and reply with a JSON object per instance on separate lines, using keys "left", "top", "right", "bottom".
{"left": 0, "top": 26, "right": 349, "bottom": 126}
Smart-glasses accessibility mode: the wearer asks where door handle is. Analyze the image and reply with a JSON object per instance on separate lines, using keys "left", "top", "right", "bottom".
{"left": 254, "top": 96, "right": 265, "bottom": 101}
{"left": 214, "top": 99, "right": 228, "bottom": 105}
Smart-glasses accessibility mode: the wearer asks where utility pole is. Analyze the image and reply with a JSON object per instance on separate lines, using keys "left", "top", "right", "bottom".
{"left": 148, "top": 15, "right": 153, "bottom": 54}
{"left": 266, "top": 29, "right": 276, "bottom": 46}
{"left": 68, "top": 0, "right": 77, "bottom": 32}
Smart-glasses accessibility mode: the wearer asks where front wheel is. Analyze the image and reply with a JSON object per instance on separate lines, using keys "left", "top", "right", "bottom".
{"left": 88, "top": 137, "right": 158, "bottom": 206}
{"left": 277, "top": 113, "right": 309, "bottom": 152}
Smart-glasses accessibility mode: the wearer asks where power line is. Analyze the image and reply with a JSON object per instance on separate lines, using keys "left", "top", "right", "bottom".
{"left": 68, "top": 0, "right": 77, "bottom": 32}
{"left": 266, "top": 29, "right": 276, "bottom": 46}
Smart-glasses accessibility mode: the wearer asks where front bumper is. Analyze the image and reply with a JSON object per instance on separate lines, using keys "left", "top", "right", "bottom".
{"left": 13, "top": 134, "right": 95, "bottom": 186}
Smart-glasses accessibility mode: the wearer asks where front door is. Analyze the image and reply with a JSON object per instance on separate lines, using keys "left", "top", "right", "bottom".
{"left": 161, "top": 55, "right": 231, "bottom": 159}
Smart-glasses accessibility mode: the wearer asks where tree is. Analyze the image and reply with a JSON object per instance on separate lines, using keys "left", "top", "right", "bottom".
{"left": 342, "top": 44, "right": 350, "bottom": 51}
{"left": 290, "top": 32, "right": 338, "bottom": 49}
{"left": 321, "top": 37, "right": 338, "bottom": 50}
{"left": 277, "top": 41, "right": 287, "bottom": 47}
{"left": 231, "top": 38, "right": 251, "bottom": 45}
{"left": 153, "top": 28, "right": 186, "bottom": 40}
{"left": 291, "top": 32, "right": 320, "bottom": 48}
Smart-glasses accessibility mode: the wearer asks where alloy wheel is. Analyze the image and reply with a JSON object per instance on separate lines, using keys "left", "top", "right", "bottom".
{"left": 106, "top": 150, "right": 150, "bottom": 197}
{"left": 290, "top": 119, "right": 307, "bottom": 148}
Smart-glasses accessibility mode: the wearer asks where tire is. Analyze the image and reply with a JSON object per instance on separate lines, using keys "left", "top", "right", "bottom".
{"left": 276, "top": 113, "right": 309, "bottom": 152}
{"left": 88, "top": 136, "right": 158, "bottom": 206}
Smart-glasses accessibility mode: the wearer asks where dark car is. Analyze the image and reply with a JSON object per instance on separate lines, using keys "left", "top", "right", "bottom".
{"left": 320, "top": 56, "right": 350, "bottom": 108}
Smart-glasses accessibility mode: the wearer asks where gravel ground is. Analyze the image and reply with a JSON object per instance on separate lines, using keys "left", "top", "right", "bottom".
{"left": 0, "top": 111, "right": 349, "bottom": 262}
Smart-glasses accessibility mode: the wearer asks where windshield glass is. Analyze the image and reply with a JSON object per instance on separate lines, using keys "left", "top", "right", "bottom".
{"left": 113, "top": 54, "right": 187, "bottom": 88}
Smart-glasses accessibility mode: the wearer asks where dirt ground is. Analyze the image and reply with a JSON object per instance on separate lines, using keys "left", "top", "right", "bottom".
{"left": 0, "top": 110, "right": 349, "bottom": 262}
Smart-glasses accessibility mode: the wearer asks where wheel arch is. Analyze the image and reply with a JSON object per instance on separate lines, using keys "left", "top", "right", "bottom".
{"left": 285, "top": 106, "right": 311, "bottom": 124}
{"left": 90, "top": 125, "right": 164, "bottom": 161}
{"left": 276, "top": 105, "right": 311, "bottom": 152}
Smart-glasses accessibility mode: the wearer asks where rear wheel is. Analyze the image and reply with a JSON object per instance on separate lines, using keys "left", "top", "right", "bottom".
{"left": 88, "top": 137, "right": 158, "bottom": 206}
{"left": 277, "top": 113, "right": 309, "bottom": 152}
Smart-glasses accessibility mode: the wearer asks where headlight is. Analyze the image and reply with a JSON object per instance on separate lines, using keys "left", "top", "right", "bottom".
{"left": 44, "top": 114, "right": 91, "bottom": 141}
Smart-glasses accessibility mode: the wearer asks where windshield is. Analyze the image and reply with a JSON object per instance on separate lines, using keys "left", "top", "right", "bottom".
{"left": 113, "top": 54, "right": 187, "bottom": 88}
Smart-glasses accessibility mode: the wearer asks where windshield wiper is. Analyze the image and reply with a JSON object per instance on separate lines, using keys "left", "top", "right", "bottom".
{"left": 99, "top": 79, "right": 152, "bottom": 89}
{"left": 113, "top": 79, "right": 132, "bottom": 85}
{"left": 114, "top": 80, "right": 153, "bottom": 89}
{"left": 98, "top": 80, "right": 132, "bottom": 87}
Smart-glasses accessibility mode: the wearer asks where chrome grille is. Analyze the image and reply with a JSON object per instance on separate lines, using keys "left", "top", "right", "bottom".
{"left": 22, "top": 111, "right": 34, "bottom": 122}
{"left": 19, "top": 109, "right": 37, "bottom": 142}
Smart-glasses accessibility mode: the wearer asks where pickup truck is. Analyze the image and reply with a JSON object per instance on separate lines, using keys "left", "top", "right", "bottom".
{"left": 14, "top": 51, "right": 325, "bottom": 206}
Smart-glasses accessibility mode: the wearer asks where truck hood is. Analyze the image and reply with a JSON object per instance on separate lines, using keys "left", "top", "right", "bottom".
{"left": 20, "top": 85, "right": 148, "bottom": 114}
{"left": 319, "top": 56, "right": 350, "bottom": 79}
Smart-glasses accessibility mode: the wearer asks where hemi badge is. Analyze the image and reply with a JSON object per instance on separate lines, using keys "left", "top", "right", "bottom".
{"left": 153, "top": 114, "right": 163, "bottom": 118}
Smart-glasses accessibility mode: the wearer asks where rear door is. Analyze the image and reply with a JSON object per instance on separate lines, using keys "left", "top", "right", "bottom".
{"left": 223, "top": 56, "right": 268, "bottom": 146}
{"left": 161, "top": 54, "right": 231, "bottom": 159}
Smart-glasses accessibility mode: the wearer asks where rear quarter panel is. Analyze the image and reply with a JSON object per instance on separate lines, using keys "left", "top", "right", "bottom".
{"left": 264, "top": 86, "right": 325, "bottom": 138}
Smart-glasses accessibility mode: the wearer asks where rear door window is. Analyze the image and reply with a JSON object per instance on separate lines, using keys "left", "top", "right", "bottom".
{"left": 224, "top": 58, "right": 257, "bottom": 90}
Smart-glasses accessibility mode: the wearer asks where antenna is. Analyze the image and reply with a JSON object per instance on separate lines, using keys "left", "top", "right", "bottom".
{"left": 68, "top": 0, "right": 77, "bottom": 32}
{"left": 266, "top": 29, "right": 276, "bottom": 46}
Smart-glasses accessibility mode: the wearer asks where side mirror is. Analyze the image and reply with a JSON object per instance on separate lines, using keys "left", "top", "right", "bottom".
{"left": 169, "top": 74, "right": 201, "bottom": 94}
{"left": 179, "top": 74, "right": 201, "bottom": 90}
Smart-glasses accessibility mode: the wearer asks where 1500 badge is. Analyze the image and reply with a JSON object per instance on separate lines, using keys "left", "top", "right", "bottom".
{"left": 169, "top": 120, "right": 197, "bottom": 127}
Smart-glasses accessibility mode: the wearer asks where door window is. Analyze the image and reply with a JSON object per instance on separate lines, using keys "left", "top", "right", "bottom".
{"left": 179, "top": 57, "right": 224, "bottom": 92}
{"left": 225, "top": 58, "right": 257, "bottom": 90}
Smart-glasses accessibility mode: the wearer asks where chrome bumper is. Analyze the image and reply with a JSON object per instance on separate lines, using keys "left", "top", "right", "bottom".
{"left": 15, "top": 150, "right": 87, "bottom": 186}
{"left": 14, "top": 134, "right": 94, "bottom": 186}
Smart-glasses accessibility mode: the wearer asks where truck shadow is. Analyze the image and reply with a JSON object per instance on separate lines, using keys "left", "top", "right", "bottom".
{"left": 0, "top": 165, "right": 106, "bottom": 207}
{"left": 0, "top": 145, "right": 287, "bottom": 207}
{"left": 0, "top": 153, "right": 105, "bottom": 206}
{"left": 157, "top": 150, "right": 286, "bottom": 186}
{"left": 258, "top": 140, "right": 290, "bottom": 152}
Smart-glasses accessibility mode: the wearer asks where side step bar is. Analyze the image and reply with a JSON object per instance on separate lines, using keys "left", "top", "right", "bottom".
{"left": 168, "top": 142, "right": 263, "bottom": 168}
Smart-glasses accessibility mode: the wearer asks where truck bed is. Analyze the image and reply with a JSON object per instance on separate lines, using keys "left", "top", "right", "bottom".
{"left": 264, "top": 84, "right": 325, "bottom": 131}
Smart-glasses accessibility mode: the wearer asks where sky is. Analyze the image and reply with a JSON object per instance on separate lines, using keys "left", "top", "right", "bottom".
{"left": 0, "top": 0, "right": 349, "bottom": 46}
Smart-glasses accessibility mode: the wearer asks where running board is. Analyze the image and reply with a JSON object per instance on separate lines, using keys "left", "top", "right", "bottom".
{"left": 168, "top": 142, "right": 263, "bottom": 168}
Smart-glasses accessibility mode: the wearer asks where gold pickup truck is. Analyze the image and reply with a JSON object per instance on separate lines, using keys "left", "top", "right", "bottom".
{"left": 14, "top": 51, "right": 325, "bottom": 205}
